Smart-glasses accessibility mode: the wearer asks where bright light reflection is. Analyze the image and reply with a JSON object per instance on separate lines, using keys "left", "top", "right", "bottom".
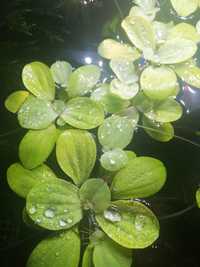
{"left": 85, "top": 57, "right": 92, "bottom": 64}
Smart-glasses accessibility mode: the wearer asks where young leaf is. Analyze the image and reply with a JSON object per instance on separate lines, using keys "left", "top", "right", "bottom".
{"left": 125, "top": 150, "right": 137, "bottom": 161}
{"left": 82, "top": 246, "right": 94, "bottom": 267}
{"left": 111, "top": 156, "right": 166, "bottom": 199}
{"left": 141, "top": 66, "right": 178, "bottom": 100}
{"left": 100, "top": 149, "right": 128, "bottom": 172}
{"left": 61, "top": 97, "right": 104, "bottom": 130}
{"left": 18, "top": 95, "right": 57, "bottom": 130}
{"left": 93, "top": 236, "right": 132, "bottom": 267}
{"left": 27, "top": 230, "right": 80, "bottom": 267}
{"left": 168, "top": 23, "right": 200, "bottom": 43}
{"left": 142, "top": 116, "right": 174, "bottom": 142}
{"left": 26, "top": 179, "right": 82, "bottom": 230}
{"left": 121, "top": 15, "right": 156, "bottom": 51}
{"left": 96, "top": 200, "right": 159, "bottom": 249}
{"left": 19, "top": 124, "right": 58, "bottom": 169}
{"left": 170, "top": 0, "right": 198, "bottom": 17}
{"left": 56, "top": 129, "right": 96, "bottom": 185}
{"left": 50, "top": 61, "right": 73, "bottom": 87}
{"left": 98, "top": 115, "right": 134, "bottom": 150}
{"left": 79, "top": 178, "right": 111, "bottom": 213}
{"left": 98, "top": 39, "right": 141, "bottom": 61}
{"left": 196, "top": 188, "right": 200, "bottom": 208}
{"left": 110, "top": 79, "right": 139, "bottom": 100}
{"left": 22, "top": 61, "right": 55, "bottom": 101}
{"left": 5, "top": 90, "right": 29, "bottom": 113}
{"left": 7, "top": 163, "right": 57, "bottom": 198}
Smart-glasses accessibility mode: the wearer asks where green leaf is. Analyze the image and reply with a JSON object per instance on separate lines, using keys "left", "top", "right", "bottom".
{"left": 82, "top": 246, "right": 94, "bottom": 267}
{"left": 98, "top": 115, "right": 134, "bottom": 150}
{"left": 22, "top": 61, "right": 55, "bottom": 101}
{"left": 79, "top": 178, "right": 111, "bottom": 213}
{"left": 131, "top": 91, "right": 154, "bottom": 114}
{"left": 26, "top": 179, "right": 82, "bottom": 230}
{"left": 196, "top": 188, "right": 200, "bottom": 208}
{"left": 91, "top": 84, "right": 130, "bottom": 113}
{"left": 170, "top": 0, "right": 198, "bottom": 17}
{"left": 50, "top": 61, "right": 73, "bottom": 87}
{"left": 98, "top": 39, "right": 141, "bottom": 61}
{"left": 7, "top": 163, "right": 57, "bottom": 198}
{"left": 100, "top": 149, "right": 128, "bottom": 172}
{"left": 61, "top": 97, "right": 104, "bottom": 130}
{"left": 134, "top": 0, "right": 157, "bottom": 13}
{"left": 67, "top": 65, "right": 101, "bottom": 98}
{"left": 168, "top": 23, "right": 200, "bottom": 43}
{"left": 5, "top": 90, "right": 29, "bottom": 113}
{"left": 96, "top": 200, "right": 159, "bottom": 249}
{"left": 18, "top": 95, "right": 57, "bottom": 130}
{"left": 110, "top": 79, "right": 139, "bottom": 100}
{"left": 153, "top": 21, "right": 172, "bottom": 44}
{"left": 117, "top": 107, "right": 139, "bottom": 128}
{"left": 121, "top": 15, "right": 156, "bottom": 51}
{"left": 56, "top": 129, "right": 96, "bottom": 185}
{"left": 142, "top": 116, "right": 174, "bottom": 142}
{"left": 27, "top": 230, "right": 80, "bottom": 267}
{"left": 109, "top": 59, "right": 138, "bottom": 85}
{"left": 111, "top": 156, "right": 166, "bottom": 199}
{"left": 19, "top": 124, "right": 58, "bottom": 169}
{"left": 125, "top": 150, "right": 137, "bottom": 161}
{"left": 129, "top": 6, "right": 158, "bottom": 21}
{"left": 141, "top": 66, "right": 178, "bottom": 100}
{"left": 93, "top": 236, "right": 132, "bottom": 267}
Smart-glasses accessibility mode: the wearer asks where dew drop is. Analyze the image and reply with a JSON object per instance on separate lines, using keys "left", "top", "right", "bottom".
{"left": 29, "top": 206, "right": 36, "bottom": 215}
{"left": 44, "top": 208, "right": 55, "bottom": 218}
{"left": 59, "top": 219, "right": 67, "bottom": 227}
{"left": 135, "top": 215, "right": 146, "bottom": 231}
{"left": 104, "top": 209, "right": 121, "bottom": 222}
{"left": 67, "top": 218, "right": 73, "bottom": 224}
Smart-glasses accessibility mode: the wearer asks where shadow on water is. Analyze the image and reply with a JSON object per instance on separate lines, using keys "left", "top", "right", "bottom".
{"left": 0, "top": 0, "right": 200, "bottom": 266}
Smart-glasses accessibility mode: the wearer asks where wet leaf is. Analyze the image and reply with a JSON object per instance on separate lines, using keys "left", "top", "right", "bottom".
{"left": 168, "top": 23, "right": 200, "bottom": 43}
{"left": 96, "top": 200, "right": 159, "bottom": 249}
{"left": 111, "top": 156, "right": 166, "bottom": 199}
{"left": 142, "top": 116, "right": 174, "bottom": 142}
{"left": 56, "top": 129, "right": 96, "bottom": 185}
{"left": 18, "top": 95, "right": 57, "bottom": 130}
{"left": 100, "top": 149, "right": 128, "bottom": 172}
{"left": 79, "top": 178, "right": 111, "bottom": 213}
{"left": 5, "top": 90, "right": 29, "bottom": 113}
{"left": 125, "top": 151, "right": 137, "bottom": 161}
{"left": 98, "top": 39, "right": 141, "bottom": 61}
{"left": 110, "top": 79, "right": 139, "bottom": 100}
{"left": 132, "top": 91, "right": 154, "bottom": 114}
{"left": 170, "top": 0, "right": 198, "bottom": 17}
{"left": 110, "top": 59, "right": 138, "bottom": 85}
{"left": 7, "top": 163, "right": 57, "bottom": 198}
{"left": 134, "top": 0, "right": 157, "bottom": 12}
{"left": 26, "top": 179, "right": 82, "bottom": 230}
{"left": 196, "top": 188, "right": 200, "bottom": 208}
{"left": 196, "top": 20, "right": 200, "bottom": 34}
{"left": 93, "top": 235, "right": 132, "bottom": 267}
{"left": 117, "top": 107, "right": 139, "bottom": 128}
{"left": 27, "top": 230, "right": 80, "bottom": 267}
{"left": 121, "top": 15, "right": 156, "bottom": 51}
{"left": 22, "top": 61, "right": 55, "bottom": 101}
{"left": 61, "top": 97, "right": 104, "bottom": 130}
{"left": 153, "top": 21, "right": 172, "bottom": 44}
{"left": 67, "top": 65, "right": 101, "bottom": 98}
{"left": 50, "top": 61, "right": 73, "bottom": 87}
{"left": 129, "top": 6, "right": 158, "bottom": 21}
{"left": 98, "top": 115, "right": 134, "bottom": 150}
{"left": 82, "top": 246, "right": 94, "bottom": 267}
{"left": 141, "top": 66, "right": 178, "bottom": 100}
{"left": 19, "top": 124, "right": 58, "bottom": 169}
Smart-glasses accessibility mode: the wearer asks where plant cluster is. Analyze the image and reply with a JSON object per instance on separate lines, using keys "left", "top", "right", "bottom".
{"left": 4, "top": 0, "right": 200, "bottom": 266}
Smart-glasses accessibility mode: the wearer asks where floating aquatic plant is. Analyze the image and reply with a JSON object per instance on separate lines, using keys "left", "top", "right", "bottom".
{"left": 4, "top": 0, "right": 200, "bottom": 267}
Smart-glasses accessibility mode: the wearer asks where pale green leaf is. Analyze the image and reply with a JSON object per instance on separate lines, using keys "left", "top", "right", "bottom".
{"left": 153, "top": 21, "right": 172, "bottom": 44}
{"left": 5, "top": 90, "right": 29, "bottom": 113}
{"left": 129, "top": 6, "right": 158, "bottom": 21}
{"left": 170, "top": 0, "right": 198, "bottom": 17}
{"left": 100, "top": 149, "right": 128, "bottom": 172}
{"left": 125, "top": 150, "right": 137, "bottom": 161}
{"left": 50, "top": 61, "right": 73, "bottom": 87}
{"left": 168, "top": 23, "right": 200, "bottom": 43}
{"left": 131, "top": 91, "right": 154, "bottom": 114}
{"left": 110, "top": 79, "right": 139, "bottom": 100}
{"left": 117, "top": 107, "right": 139, "bottom": 128}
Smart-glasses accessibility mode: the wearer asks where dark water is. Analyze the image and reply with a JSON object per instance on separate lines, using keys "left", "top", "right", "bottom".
{"left": 0, "top": 0, "right": 200, "bottom": 266}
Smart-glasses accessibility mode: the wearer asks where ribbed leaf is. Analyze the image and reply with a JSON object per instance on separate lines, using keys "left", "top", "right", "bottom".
{"left": 50, "top": 61, "right": 72, "bottom": 87}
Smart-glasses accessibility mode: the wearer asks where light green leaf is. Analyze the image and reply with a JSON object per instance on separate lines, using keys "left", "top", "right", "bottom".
{"left": 19, "top": 124, "right": 58, "bottom": 169}
{"left": 100, "top": 149, "right": 128, "bottom": 172}
{"left": 196, "top": 188, "right": 200, "bottom": 208}
{"left": 93, "top": 235, "right": 132, "bottom": 267}
{"left": 5, "top": 90, "right": 29, "bottom": 113}
{"left": 67, "top": 65, "right": 101, "bottom": 98}
{"left": 96, "top": 200, "right": 159, "bottom": 249}
{"left": 61, "top": 97, "right": 104, "bottom": 130}
{"left": 27, "top": 230, "right": 80, "bottom": 267}
{"left": 91, "top": 84, "right": 130, "bottom": 113}
{"left": 82, "top": 246, "right": 94, "bottom": 267}
{"left": 170, "top": 0, "right": 198, "bottom": 17}
{"left": 131, "top": 91, "right": 154, "bottom": 114}
{"left": 18, "top": 95, "right": 57, "bottom": 130}
{"left": 98, "top": 39, "right": 141, "bottom": 61}
{"left": 142, "top": 116, "right": 174, "bottom": 142}
{"left": 168, "top": 23, "right": 200, "bottom": 43}
{"left": 125, "top": 151, "right": 137, "bottom": 161}
{"left": 141, "top": 66, "right": 178, "bottom": 100}
{"left": 50, "top": 61, "right": 73, "bottom": 87}
{"left": 196, "top": 20, "right": 200, "bottom": 34}
{"left": 79, "top": 178, "right": 111, "bottom": 213}
{"left": 151, "top": 38, "right": 197, "bottom": 64}
{"left": 153, "top": 21, "right": 172, "bottom": 44}
{"left": 52, "top": 100, "right": 66, "bottom": 116}
{"left": 129, "top": 6, "right": 158, "bottom": 21}
{"left": 98, "top": 115, "right": 134, "bottom": 150}
{"left": 111, "top": 157, "right": 166, "bottom": 199}
{"left": 134, "top": 0, "right": 157, "bottom": 12}
{"left": 56, "top": 129, "right": 96, "bottom": 185}
{"left": 121, "top": 15, "right": 156, "bottom": 51}
{"left": 22, "top": 61, "right": 55, "bottom": 101}
{"left": 7, "top": 163, "right": 57, "bottom": 198}
{"left": 26, "top": 179, "right": 82, "bottom": 230}
{"left": 109, "top": 59, "right": 138, "bottom": 85}
{"left": 110, "top": 79, "right": 139, "bottom": 100}
{"left": 117, "top": 107, "right": 139, "bottom": 128}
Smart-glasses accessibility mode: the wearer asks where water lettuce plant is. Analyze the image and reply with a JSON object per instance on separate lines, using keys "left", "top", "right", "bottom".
{"left": 4, "top": 0, "right": 200, "bottom": 267}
